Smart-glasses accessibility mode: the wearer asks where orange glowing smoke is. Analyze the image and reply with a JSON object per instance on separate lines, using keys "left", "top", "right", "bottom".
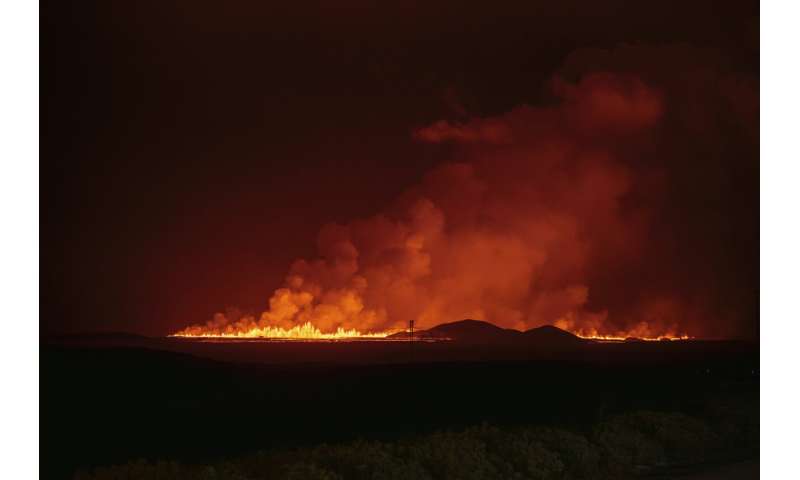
{"left": 170, "top": 62, "right": 744, "bottom": 341}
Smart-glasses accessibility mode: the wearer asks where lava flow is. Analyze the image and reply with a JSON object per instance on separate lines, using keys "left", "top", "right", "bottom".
{"left": 170, "top": 321, "right": 395, "bottom": 340}
{"left": 575, "top": 333, "right": 692, "bottom": 342}
{"left": 170, "top": 320, "right": 691, "bottom": 341}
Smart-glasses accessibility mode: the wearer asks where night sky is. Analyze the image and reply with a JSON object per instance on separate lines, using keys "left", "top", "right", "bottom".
{"left": 42, "top": 1, "right": 759, "bottom": 337}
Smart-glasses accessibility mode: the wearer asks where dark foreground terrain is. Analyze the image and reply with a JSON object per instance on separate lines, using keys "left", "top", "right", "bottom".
{"left": 42, "top": 331, "right": 758, "bottom": 479}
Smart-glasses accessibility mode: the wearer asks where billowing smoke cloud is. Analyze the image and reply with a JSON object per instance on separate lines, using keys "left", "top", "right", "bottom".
{"left": 179, "top": 45, "right": 758, "bottom": 339}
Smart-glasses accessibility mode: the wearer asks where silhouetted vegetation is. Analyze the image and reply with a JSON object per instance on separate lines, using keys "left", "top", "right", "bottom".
{"left": 74, "top": 402, "right": 757, "bottom": 480}
{"left": 42, "top": 340, "right": 758, "bottom": 478}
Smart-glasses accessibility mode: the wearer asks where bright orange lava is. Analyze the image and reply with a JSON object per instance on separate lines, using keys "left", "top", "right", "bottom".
{"left": 170, "top": 321, "right": 395, "bottom": 340}
{"left": 575, "top": 334, "right": 692, "bottom": 342}
{"left": 170, "top": 321, "right": 691, "bottom": 342}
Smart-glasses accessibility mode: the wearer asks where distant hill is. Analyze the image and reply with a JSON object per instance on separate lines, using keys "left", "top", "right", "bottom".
{"left": 388, "top": 319, "right": 512, "bottom": 342}
{"left": 389, "top": 319, "right": 585, "bottom": 347}
{"left": 426, "top": 319, "right": 522, "bottom": 342}
{"left": 388, "top": 319, "right": 518, "bottom": 342}
{"left": 522, "top": 325, "right": 585, "bottom": 347}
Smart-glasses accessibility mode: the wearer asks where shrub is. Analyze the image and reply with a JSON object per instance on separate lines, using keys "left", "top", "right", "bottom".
{"left": 593, "top": 418, "right": 665, "bottom": 472}
{"left": 72, "top": 404, "right": 757, "bottom": 480}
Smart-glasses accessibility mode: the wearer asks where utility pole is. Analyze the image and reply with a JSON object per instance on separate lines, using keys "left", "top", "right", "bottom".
{"left": 409, "top": 319, "right": 414, "bottom": 345}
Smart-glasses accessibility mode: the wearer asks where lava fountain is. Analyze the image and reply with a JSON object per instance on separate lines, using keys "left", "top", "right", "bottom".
{"left": 170, "top": 321, "right": 395, "bottom": 340}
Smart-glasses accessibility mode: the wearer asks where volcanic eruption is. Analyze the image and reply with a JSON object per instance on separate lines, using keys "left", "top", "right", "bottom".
{"left": 173, "top": 46, "right": 757, "bottom": 341}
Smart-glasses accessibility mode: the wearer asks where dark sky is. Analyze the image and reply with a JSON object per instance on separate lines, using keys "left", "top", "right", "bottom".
{"left": 42, "top": 1, "right": 758, "bottom": 336}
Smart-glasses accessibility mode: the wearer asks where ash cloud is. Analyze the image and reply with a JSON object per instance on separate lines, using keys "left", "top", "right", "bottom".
{"left": 181, "top": 45, "right": 758, "bottom": 339}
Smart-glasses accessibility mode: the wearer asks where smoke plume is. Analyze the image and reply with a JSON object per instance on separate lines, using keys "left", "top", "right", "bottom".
{"left": 178, "top": 45, "right": 758, "bottom": 339}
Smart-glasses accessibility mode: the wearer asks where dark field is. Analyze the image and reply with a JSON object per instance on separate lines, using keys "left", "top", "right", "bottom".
{"left": 42, "top": 337, "right": 759, "bottom": 479}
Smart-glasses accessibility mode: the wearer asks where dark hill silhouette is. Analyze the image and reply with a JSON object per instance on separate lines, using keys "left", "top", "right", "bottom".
{"left": 522, "top": 325, "right": 585, "bottom": 346}
{"left": 389, "top": 319, "right": 584, "bottom": 347}
{"left": 425, "top": 319, "right": 522, "bottom": 342}
{"left": 387, "top": 319, "right": 519, "bottom": 342}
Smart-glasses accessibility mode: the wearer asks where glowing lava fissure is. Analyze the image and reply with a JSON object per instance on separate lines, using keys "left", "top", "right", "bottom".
{"left": 170, "top": 321, "right": 397, "bottom": 340}
{"left": 170, "top": 320, "right": 692, "bottom": 342}
{"left": 575, "top": 334, "right": 692, "bottom": 342}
